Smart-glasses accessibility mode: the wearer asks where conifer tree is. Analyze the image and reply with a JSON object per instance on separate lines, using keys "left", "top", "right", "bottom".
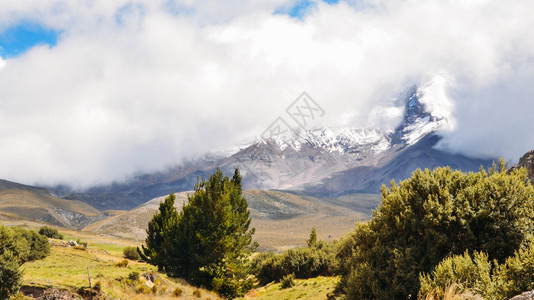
{"left": 142, "top": 169, "right": 256, "bottom": 299}
{"left": 139, "top": 192, "right": 179, "bottom": 271}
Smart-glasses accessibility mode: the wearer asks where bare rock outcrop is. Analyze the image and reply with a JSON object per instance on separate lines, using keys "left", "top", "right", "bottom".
{"left": 510, "top": 150, "right": 534, "bottom": 184}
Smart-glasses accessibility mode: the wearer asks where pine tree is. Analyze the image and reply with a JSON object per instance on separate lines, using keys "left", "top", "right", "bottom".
{"left": 139, "top": 192, "right": 179, "bottom": 271}
{"left": 142, "top": 169, "right": 256, "bottom": 299}
{"left": 170, "top": 168, "right": 256, "bottom": 298}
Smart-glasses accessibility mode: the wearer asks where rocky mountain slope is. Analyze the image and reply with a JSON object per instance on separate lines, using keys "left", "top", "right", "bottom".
{"left": 49, "top": 82, "right": 494, "bottom": 210}
{"left": 510, "top": 150, "right": 534, "bottom": 183}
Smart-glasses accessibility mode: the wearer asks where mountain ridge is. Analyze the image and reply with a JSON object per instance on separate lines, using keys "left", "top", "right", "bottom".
{"left": 41, "top": 82, "right": 495, "bottom": 210}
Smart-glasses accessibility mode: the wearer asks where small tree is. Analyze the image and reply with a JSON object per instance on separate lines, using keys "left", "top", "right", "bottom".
{"left": 307, "top": 227, "right": 317, "bottom": 247}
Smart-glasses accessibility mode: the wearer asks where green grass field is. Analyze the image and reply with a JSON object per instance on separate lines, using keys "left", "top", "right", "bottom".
{"left": 242, "top": 276, "right": 340, "bottom": 300}
{"left": 19, "top": 233, "right": 340, "bottom": 299}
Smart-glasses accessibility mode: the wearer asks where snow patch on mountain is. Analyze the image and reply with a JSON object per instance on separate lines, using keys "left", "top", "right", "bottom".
{"left": 402, "top": 116, "right": 441, "bottom": 145}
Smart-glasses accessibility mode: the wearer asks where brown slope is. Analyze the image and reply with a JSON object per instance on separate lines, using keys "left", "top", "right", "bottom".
{"left": 0, "top": 179, "right": 100, "bottom": 229}
{"left": 83, "top": 190, "right": 380, "bottom": 250}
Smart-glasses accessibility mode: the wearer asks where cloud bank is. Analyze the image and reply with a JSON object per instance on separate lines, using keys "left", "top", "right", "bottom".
{"left": 0, "top": 0, "right": 533, "bottom": 187}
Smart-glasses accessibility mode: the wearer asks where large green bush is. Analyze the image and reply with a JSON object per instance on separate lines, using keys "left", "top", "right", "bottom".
{"left": 339, "top": 162, "right": 534, "bottom": 298}
{"left": 0, "top": 225, "right": 50, "bottom": 265}
{"left": 0, "top": 225, "right": 51, "bottom": 298}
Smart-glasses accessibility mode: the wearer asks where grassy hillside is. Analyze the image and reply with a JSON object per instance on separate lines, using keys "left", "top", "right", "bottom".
{"left": 17, "top": 227, "right": 221, "bottom": 299}
{"left": 4, "top": 222, "right": 342, "bottom": 300}
{"left": 85, "top": 190, "right": 380, "bottom": 250}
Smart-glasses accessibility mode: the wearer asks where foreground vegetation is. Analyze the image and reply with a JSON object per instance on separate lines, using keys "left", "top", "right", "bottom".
{"left": 337, "top": 161, "right": 534, "bottom": 298}
{"left": 3, "top": 162, "right": 534, "bottom": 299}
{"left": 0, "top": 225, "right": 50, "bottom": 298}
{"left": 20, "top": 233, "right": 221, "bottom": 299}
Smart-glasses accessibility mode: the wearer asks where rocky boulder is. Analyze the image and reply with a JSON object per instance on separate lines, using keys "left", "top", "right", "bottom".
{"left": 510, "top": 290, "right": 534, "bottom": 300}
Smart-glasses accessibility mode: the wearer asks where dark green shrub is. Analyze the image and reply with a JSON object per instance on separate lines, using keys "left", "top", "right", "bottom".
{"left": 128, "top": 271, "right": 140, "bottom": 281}
{"left": 280, "top": 273, "right": 295, "bottom": 289}
{"left": 1, "top": 225, "right": 50, "bottom": 264}
{"left": 173, "top": 287, "right": 183, "bottom": 297}
{"left": 0, "top": 226, "right": 51, "bottom": 298}
{"left": 252, "top": 241, "right": 337, "bottom": 284}
{"left": 123, "top": 246, "right": 141, "bottom": 260}
{"left": 0, "top": 251, "right": 22, "bottom": 299}
{"left": 38, "top": 226, "right": 62, "bottom": 239}
{"left": 340, "top": 163, "right": 534, "bottom": 299}
{"left": 14, "top": 227, "right": 50, "bottom": 261}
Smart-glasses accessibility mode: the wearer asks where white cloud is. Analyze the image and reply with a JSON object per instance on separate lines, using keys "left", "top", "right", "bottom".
{"left": 0, "top": 0, "right": 534, "bottom": 187}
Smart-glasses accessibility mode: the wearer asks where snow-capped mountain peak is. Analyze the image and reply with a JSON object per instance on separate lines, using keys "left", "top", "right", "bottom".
{"left": 252, "top": 80, "right": 449, "bottom": 156}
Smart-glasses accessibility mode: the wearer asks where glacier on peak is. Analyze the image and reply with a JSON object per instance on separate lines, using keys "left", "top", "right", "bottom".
{"left": 244, "top": 79, "right": 449, "bottom": 156}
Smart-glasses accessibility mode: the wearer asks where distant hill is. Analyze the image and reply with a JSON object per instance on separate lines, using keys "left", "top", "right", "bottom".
{"left": 84, "top": 190, "right": 381, "bottom": 250}
{"left": 0, "top": 179, "right": 107, "bottom": 229}
{"left": 0, "top": 179, "right": 380, "bottom": 249}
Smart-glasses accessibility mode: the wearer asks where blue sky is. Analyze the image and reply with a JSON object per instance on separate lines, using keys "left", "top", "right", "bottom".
{"left": 0, "top": 22, "right": 60, "bottom": 59}
{"left": 277, "top": 0, "right": 339, "bottom": 18}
